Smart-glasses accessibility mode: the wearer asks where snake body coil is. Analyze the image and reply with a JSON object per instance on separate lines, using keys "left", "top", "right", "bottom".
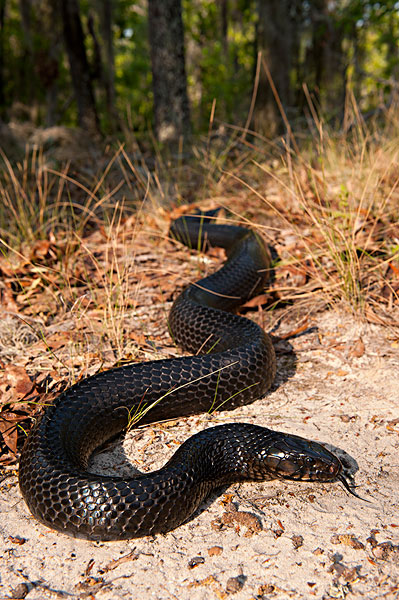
{"left": 19, "top": 215, "right": 342, "bottom": 541}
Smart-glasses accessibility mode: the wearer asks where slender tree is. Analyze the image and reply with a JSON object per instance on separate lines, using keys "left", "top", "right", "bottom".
{"left": 18, "top": 0, "right": 35, "bottom": 106}
{"left": 60, "top": 0, "right": 99, "bottom": 133}
{"left": 148, "top": 0, "right": 191, "bottom": 143}
{"left": 0, "top": 0, "right": 5, "bottom": 116}
{"left": 253, "top": 0, "right": 295, "bottom": 137}
{"left": 35, "top": 0, "right": 62, "bottom": 126}
{"left": 97, "top": 0, "right": 116, "bottom": 126}
{"left": 88, "top": 0, "right": 117, "bottom": 130}
{"left": 220, "top": 0, "right": 228, "bottom": 59}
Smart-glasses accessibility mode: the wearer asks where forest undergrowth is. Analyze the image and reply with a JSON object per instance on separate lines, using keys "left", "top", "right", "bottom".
{"left": 0, "top": 103, "right": 398, "bottom": 466}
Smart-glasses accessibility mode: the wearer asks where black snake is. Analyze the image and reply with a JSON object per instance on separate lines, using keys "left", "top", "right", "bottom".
{"left": 19, "top": 214, "right": 347, "bottom": 541}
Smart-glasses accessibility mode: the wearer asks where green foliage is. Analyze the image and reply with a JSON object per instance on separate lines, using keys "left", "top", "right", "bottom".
{"left": 1, "top": 0, "right": 399, "bottom": 134}
{"left": 113, "top": 5, "right": 153, "bottom": 131}
{"left": 183, "top": 0, "right": 256, "bottom": 129}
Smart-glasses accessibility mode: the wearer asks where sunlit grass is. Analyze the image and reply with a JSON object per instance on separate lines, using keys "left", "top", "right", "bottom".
{"left": 213, "top": 98, "right": 399, "bottom": 316}
{"left": 0, "top": 146, "right": 77, "bottom": 245}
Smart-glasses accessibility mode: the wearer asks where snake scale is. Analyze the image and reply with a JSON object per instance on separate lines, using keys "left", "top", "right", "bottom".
{"left": 19, "top": 214, "right": 345, "bottom": 541}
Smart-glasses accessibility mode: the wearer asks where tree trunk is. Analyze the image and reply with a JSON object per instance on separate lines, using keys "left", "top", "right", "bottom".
{"left": 35, "top": 0, "right": 62, "bottom": 126}
{"left": 386, "top": 11, "right": 399, "bottom": 85}
{"left": 321, "top": 11, "right": 345, "bottom": 122}
{"left": 19, "top": 0, "right": 32, "bottom": 47}
{"left": 148, "top": 0, "right": 191, "bottom": 144}
{"left": 0, "top": 0, "right": 5, "bottom": 116}
{"left": 60, "top": 0, "right": 99, "bottom": 133}
{"left": 253, "top": 0, "right": 294, "bottom": 137}
{"left": 310, "top": 0, "right": 328, "bottom": 106}
{"left": 89, "top": 0, "right": 117, "bottom": 131}
{"left": 220, "top": 0, "right": 228, "bottom": 58}
{"left": 97, "top": 0, "right": 116, "bottom": 127}
{"left": 18, "top": 0, "right": 35, "bottom": 106}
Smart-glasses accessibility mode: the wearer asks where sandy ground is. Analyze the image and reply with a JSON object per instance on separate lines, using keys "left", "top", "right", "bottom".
{"left": 1, "top": 309, "right": 398, "bottom": 600}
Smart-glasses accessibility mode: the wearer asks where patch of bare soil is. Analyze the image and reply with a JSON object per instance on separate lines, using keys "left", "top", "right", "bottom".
{"left": 1, "top": 308, "right": 398, "bottom": 600}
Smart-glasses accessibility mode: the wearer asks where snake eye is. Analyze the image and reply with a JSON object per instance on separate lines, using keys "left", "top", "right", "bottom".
{"left": 263, "top": 452, "right": 302, "bottom": 478}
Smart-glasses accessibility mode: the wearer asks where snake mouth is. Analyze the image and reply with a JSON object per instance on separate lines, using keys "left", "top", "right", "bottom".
{"left": 300, "top": 459, "right": 341, "bottom": 483}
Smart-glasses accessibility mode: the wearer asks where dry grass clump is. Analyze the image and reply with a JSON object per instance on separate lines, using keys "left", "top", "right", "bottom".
{"left": 213, "top": 102, "right": 399, "bottom": 320}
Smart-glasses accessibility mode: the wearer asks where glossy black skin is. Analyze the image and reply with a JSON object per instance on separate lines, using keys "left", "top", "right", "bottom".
{"left": 19, "top": 215, "right": 341, "bottom": 541}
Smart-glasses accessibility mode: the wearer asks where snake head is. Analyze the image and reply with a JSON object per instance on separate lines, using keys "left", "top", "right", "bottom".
{"left": 260, "top": 433, "right": 342, "bottom": 483}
